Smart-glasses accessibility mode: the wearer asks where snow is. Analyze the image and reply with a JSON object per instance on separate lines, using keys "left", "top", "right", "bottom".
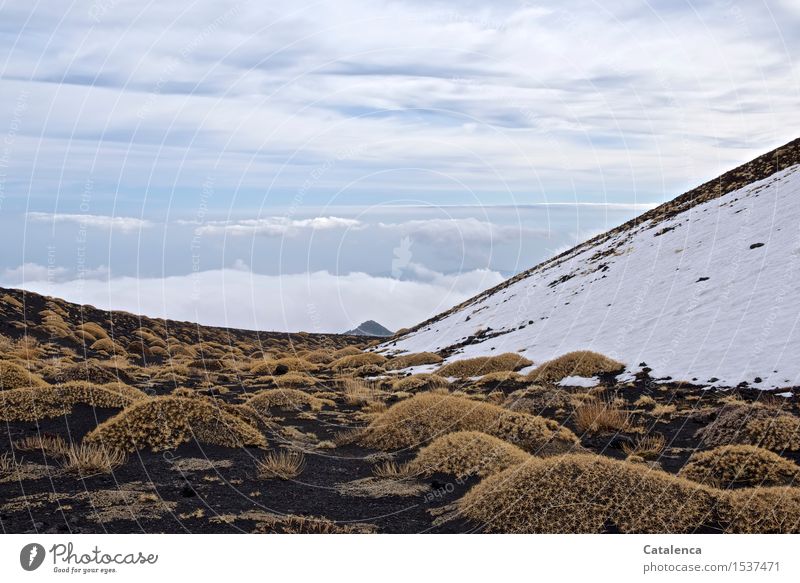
{"left": 382, "top": 165, "right": 800, "bottom": 389}
{"left": 558, "top": 376, "right": 600, "bottom": 388}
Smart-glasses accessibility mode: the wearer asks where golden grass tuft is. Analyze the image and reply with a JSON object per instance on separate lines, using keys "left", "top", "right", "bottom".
{"left": 385, "top": 352, "right": 443, "bottom": 370}
{"left": 247, "top": 389, "right": 328, "bottom": 413}
{"left": 331, "top": 346, "right": 363, "bottom": 358}
{"left": 341, "top": 378, "right": 380, "bottom": 405}
{"left": 13, "top": 434, "right": 69, "bottom": 457}
{"left": 250, "top": 357, "right": 318, "bottom": 376}
{"left": 679, "top": 445, "right": 800, "bottom": 488}
{"left": 0, "top": 381, "right": 148, "bottom": 422}
{"left": 61, "top": 443, "right": 127, "bottom": 476}
{"left": 252, "top": 514, "right": 375, "bottom": 534}
{"left": 459, "top": 454, "right": 716, "bottom": 533}
{"left": 696, "top": 403, "right": 800, "bottom": 451}
{"left": 361, "top": 392, "right": 579, "bottom": 454}
{"left": 84, "top": 396, "right": 267, "bottom": 452}
{"left": 391, "top": 373, "right": 449, "bottom": 393}
{"left": 409, "top": 431, "right": 530, "bottom": 478}
{"left": 255, "top": 450, "right": 306, "bottom": 480}
{"left": 573, "top": 399, "right": 630, "bottom": 434}
{"left": 527, "top": 350, "right": 624, "bottom": 383}
{"left": 621, "top": 433, "right": 666, "bottom": 459}
{"left": 0, "top": 360, "right": 48, "bottom": 390}
{"left": 268, "top": 372, "right": 318, "bottom": 388}
{"left": 436, "top": 353, "right": 533, "bottom": 378}
{"left": 329, "top": 352, "right": 387, "bottom": 371}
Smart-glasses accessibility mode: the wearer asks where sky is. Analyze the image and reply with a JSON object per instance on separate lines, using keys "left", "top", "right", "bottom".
{"left": 0, "top": 0, "right": 798, "bottom": 332}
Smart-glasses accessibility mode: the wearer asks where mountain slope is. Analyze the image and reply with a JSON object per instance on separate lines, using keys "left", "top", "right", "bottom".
{"left": 345, "top": 320, "right": 394, "bottom": 337}
{"left": 382, "top": 138, "right": 800, "bottom": 389}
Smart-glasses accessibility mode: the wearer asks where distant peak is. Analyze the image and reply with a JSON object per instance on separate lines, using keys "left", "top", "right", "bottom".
{"left": 345, "top": 320, "right": 394, "bottom": 337}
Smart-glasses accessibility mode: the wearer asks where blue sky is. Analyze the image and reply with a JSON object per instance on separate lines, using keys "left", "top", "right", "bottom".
{"left": 0, "top": 0, "right": 798, "bottom": 331}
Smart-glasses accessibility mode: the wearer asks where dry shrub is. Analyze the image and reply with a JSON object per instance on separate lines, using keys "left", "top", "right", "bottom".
{"left": 391, "top": 373, "right": 449, "bottom": 393}
{"left": 62, "top": 443, "right": 127, "bottom": 476}
{"left": 329, "top": 352, "right": 387, "bottom": 371}
{"left": 247, "top": 389, "right": 328, "bottom": 413}
{"left": 13, "top": 434, "right": 69, "bottom": 457}
{"left": 78, "top": 322, "right": 109, "bottom": 341}
{"left": 331, "top": 346, "right": 363, "bottom": 359}
{"left": 696, "top": 403, "right": 800, "bottom": 451}
{"left": 459, "top": 454, "right": 716, "bottom": 533}
{"left": 42, "top": 360, "right": 127, "bottom": 385}
{"left": 250, "top": 357, "right": 318, "bottom": 376}
{"left": 361, "top": 393, "right": 579, "bottom": 454}
{"left": 385, "top": 352, "right": 443, "bottom": 370}
{"left": 252, "top": 514, "right": 375, "bottom": 534}
{"left": 372, "top": 460, "right": 411, "bottom": 478}
{"left": 0, "top": 361, "right": 48, "bottom": 390}
{"left": 351, "top": 363, "right": 386, "bottom": 377}
{"left": 85, "top": 396, "right": 267, "bottom": 452}
{"left": 256, "top": 450, "right": 305, "bottom": 480}
{"left": 268, "top": 372, "right": 318, "bottom": 388}
{"left": 527, "top": 351, "right": 624, "bottom": 383}
{"left": 503, "top": 386, "right": 573, "bottom": 415}
{"left": 574, "top": 399, "right": 629, "bottom": 434}
{"left": 1, "top": 452, "right": 18, "bottom": 475}
{"left": 622, "top": 433, "right": 666, "bottom": 459}
{"left": 473, "top": 371, "right": 524, "bottom": 387}
{"left": 719, "top": 487, "right": 800, "bottom": 533}
{"left": 303, "top": 349, "right": 336, "bottom": 364}
{"left": 409, "top": 431, "right": 530, "bottom": 478}
{"left": 89, "top": 338, "right": 120, "bottom": 354}
{"left": 436, "top": 353, "right": 533, "bottom": 378}
{"left": 679, "top": 445, "right": 800, "bottom": 488}
{"left": 0, "top": 381, "right": 147, "bottom": 422}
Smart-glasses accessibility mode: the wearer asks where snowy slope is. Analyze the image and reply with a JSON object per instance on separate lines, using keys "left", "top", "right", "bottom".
{"left": 382, "top": 157, "right": 800, "bottom": 389}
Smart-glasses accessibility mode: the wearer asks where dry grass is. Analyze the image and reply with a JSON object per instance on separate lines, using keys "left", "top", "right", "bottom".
{"left": 573, "top": 399, "right": 630, "bottom": 434}
{"left": 436, "top": 353, "right": 533, "bottom": 378}
{"left": 361, "top": 392, "right": 579, "bottom": 454}
{"left": 0, "top": 452, "right": 17, "bottom": 475}
{"left": 679, "top": 445, "right": 800, "bottom": 488}
{"left": 372, "top": 460, "right": 412, "bottom": 478}
{"left": 61, "top": 443, "right": 127, "bottom": 476}
{"left": 622, "top": 433, "right": 666, "bottom": 459}
{"left": 256, "top": 450, "right": 306, "bottom": 480}
{"left": 385, "top": 352, "right": 443, "bottom": 370}
{"left": 696, "top": 403, "right": 800, "bottom": 451}
{"left": 247, "top": 388, "right": 328, "bottom": 413}
{"left": 250, "top": 357, "right": 318, "bottom": 376}
{"left": 12, "top": 434, "right": 69, "bottom": 457}
{"left": 719, "top": 487, "right": 800, "bottom": 533}
{"left": 527, "top": 351, "right": 624, "bottom": 383}
{"left": 0, "top": 381, "right": 148, "bottom": 422}
{"left": 252, "top": 514, "right": 376, "bottom": 534}
{"left": 503, "top": 386, "right": 573, "bottom": 415}
{"left": 459, "top": 453, "right": 717, "bottom": 533}
{"left": 391, "top": 373, "right": 449, "bottom": 393}
{"left": 409, "top": 431, "right": 531, "bottom": 478}
{"left": 341, "top": 378, "right": 380, "bottom": 405}
{"left": 268, "top": 372, "right": 318, "bottom": 388}
{"left": 85, "top": 396, "right": 267, "bottom": 452}
{"left": 0, "top": 360, "right": 48, "bottom": 390}
{"left": 331, "top": 346, "right": 363, "bottom": 358}
{"left": 329, "top": 352, "right": 387, "bottom": 371}
{"left": 335, "top": 477, "right": 428, "bottom": 498}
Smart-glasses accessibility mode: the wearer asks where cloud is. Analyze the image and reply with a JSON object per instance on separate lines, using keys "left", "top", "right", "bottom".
{"left": 1, "top": 262, "right": 110, "bottom": 284}
{"left": 11, "top": 267, "right": 505, "bottom": 333}
{"left": 378, "top": 217, "right": 547, "bottom": 245}
{"left": 194, "top": 216, "right": 363, "bottom": 237}
{"left": 27, "top": 212, "right": 152, "bottom": 233}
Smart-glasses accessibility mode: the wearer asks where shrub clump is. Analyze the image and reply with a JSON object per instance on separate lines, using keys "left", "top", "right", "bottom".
{"left": 409, "top": 431, "right": 530, "bottom": 478}
{"left": 329, "top": 353, "right": 387, "bottom": 371}
{"left": 696, "top": 403, "right": 800, "bottom": 451}
{"left": 459, "top": 454, "right": 716, "bottom": 533}
{"left": 391, "top": 373, "right": 449, "bottom": 393}
{"left": 85, "top": 396, "right": 267, "bottom": 452}
{"left": 503, "top": 386, "right": 573, "bottom": 415}
{"left": 247, "top": 389, "right": 328, "bottom": 413}
{"left": 0, "top": 382, "right": 148, "bottom": 422}
{"left": 385, "top": 352, "right": 443, "bottom": 370}
{"left": 361, "top": 393, "right": 578, "bottom": 454}
{"left": 719, "top": 487, "right": 800, "bottom": 533}
{"left": 0, "top": 361, "right": 48, "bottom": 390}
{"left": 527, "top": 351, "right": 624, "bottom": 383}
{"left": 250, "top": 357, "right": 318, "bottom": 376}
{"left": 436, "top": 353, "right": 533, "bottom": 378}
{"left": 679, "top": 445, "right": 800, "bottom": 488}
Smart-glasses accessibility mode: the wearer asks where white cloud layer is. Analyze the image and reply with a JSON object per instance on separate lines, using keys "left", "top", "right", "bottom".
{"left": 8, "top": 266, "right": 504, "bottom": 332}
{"left": 194, "top": 216, "right": 362, "bottom": 237}
{"left": 27, "top": 212, "right": 152, "bottom": 233}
